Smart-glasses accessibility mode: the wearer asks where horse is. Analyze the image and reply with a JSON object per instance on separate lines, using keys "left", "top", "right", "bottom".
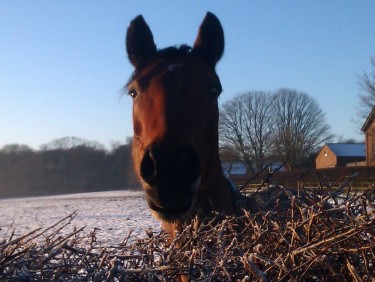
{"left": 125, "top": 12, "right": 234, "bottom": 236}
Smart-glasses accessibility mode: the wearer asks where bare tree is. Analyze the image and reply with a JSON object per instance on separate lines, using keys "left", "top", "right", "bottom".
{"left": 219, "top": 144, "right": 242, "bottom": 175}
{"left": 1, "top": 144, "right": 33, "bottom": 153}
{"left": 40, "top": 136, "right": 105, "bottom": 151}
{"left": 272, "top": 88, "right": 333, "bottom": 168}
{"left": 219, "top": 91, "right": 275, "bottom": 173}
{"left": 358, "top": 56, "right": 375, "bottom": 120}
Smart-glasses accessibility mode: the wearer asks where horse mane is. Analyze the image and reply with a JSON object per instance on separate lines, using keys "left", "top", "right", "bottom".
{"left": 156, "top": 45, "right": 192, "bottom": 59}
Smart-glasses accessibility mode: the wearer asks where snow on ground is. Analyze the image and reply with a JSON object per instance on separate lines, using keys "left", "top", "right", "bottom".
{"left": 0, "top": 190, "right": 161, "bottom": 245}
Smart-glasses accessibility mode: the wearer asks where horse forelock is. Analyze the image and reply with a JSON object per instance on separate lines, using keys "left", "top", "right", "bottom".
{"left": 126, "top": 44, "right": 218, "bottom": 89}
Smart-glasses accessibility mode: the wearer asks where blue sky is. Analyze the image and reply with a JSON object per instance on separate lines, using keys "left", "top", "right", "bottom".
{"left": 1, "top": 1, "right": 374, "bottom": 149}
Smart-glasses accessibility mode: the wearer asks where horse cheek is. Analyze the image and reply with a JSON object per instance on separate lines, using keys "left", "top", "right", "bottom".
{"left": 132, "top": 103, "right": 144, "bottom": 180}
{"left": 131, "top": 138, "right": 142, "bottom": 181}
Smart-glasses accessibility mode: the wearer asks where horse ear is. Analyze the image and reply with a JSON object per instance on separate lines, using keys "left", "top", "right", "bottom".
{"left": 126, "top": 15, "right": 157, "bottom": 68}
{"left": 193, "top": 12, "right": 224, "bottom": 67}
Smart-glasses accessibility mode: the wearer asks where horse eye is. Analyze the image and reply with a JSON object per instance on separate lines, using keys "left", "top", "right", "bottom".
{"left": 210, "top": 85, "right": 222, "bottom": 97}
{"left": 128, "top": 89, "right": 138, "bottom": 99}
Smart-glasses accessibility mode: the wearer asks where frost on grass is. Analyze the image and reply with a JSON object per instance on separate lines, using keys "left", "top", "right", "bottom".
{"left": 1, "top": 183, "right": 374, "bottom": 281}
{"left": 0, "top": 191, "right": 160, "bottom": 244}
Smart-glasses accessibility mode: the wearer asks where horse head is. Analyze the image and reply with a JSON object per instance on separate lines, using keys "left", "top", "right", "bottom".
{"left": 125, "top": 12, "right": 233, "bottom": 226}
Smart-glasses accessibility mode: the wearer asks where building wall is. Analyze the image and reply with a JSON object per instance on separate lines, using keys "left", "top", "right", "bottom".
{"left": 365, "top": 122, "right": 375, "bottom": 166}
{"left": 337, "top": 157, "right": 366, "bottom": 167}
{"left": 315, "top": 145, "right": 337, "bottom": 169}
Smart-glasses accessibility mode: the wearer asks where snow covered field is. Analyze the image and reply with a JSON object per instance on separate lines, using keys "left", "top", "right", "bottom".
{"left": 0, "top": 190, "right": 161, "bottom": 245}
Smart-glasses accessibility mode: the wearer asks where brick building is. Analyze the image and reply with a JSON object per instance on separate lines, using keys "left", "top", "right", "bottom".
{"left": 315, "top": 143, "right": 365, "bottom": 169}
{"left": 361, "top": 106, "right": 375, "bottom": 166}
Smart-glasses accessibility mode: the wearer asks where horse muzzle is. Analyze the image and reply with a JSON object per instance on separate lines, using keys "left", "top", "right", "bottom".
{"left": 139, "top": 144, "right": 201, "bottom": 221}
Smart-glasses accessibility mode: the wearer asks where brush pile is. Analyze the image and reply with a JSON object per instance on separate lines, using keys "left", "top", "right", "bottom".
{"left": 1, "top": 182, "right": 374, "bottom": 281}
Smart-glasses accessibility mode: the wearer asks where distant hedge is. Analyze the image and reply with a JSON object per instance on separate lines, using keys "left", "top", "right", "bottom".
{"left": 259, "top": 166, "right": 375, "bottom": 188}
{"left": 0, "top": 143, "right": 139, "bottom": 198}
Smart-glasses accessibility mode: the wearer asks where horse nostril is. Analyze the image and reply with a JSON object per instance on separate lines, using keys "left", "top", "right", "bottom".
{"left": 140, "top": 148, "right": 157, "bottom": 184}
{"left": 140, "top": 144, "right": 201, "bottom": 187}
{"left": 180, "top": 148, "right": 200, "bottom": 185}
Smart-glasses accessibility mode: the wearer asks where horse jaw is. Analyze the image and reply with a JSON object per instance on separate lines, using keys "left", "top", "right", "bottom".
{"left": 148, "top": 176, "right": 201, "bottom": 222}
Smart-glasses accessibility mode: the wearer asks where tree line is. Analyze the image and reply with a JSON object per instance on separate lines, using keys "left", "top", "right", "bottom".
{"left": 0, "top": 137, "right": 138, "bottom": 198}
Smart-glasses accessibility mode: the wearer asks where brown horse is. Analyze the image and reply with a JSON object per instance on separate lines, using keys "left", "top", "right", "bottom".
{"left": 125, "top": 12, "right": 234, "bottom": 235}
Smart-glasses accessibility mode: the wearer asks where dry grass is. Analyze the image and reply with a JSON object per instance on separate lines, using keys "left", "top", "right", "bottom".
{"left": 1, "top": 182, "right": 374, "bottom": 281}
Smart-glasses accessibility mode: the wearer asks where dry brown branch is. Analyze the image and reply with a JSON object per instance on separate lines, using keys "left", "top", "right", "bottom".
{"left": 1, "top": 181, "right": 375, "bottom": 281}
